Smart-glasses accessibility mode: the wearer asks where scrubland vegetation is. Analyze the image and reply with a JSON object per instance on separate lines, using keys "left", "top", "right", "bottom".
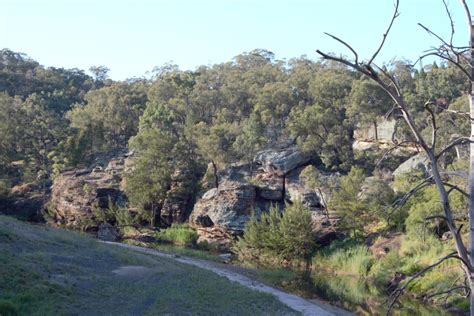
{"left": 0, "top": 17, "right": 473, "bottom": 312}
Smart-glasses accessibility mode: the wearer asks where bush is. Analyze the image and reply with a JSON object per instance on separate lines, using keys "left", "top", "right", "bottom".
{"left": 233, "top": 202, "right": 315, "bottom": 267}
{"left": 156, "top": 224, "right": 198, "bottom": 246}
{"left": 329, "top": 167, "right": 395, "bottom": 237}
{"left": 0, "top": 178, "right": 10, "bottom": 197}
{"left": 0, "top": 299, "right": 19, "bottom": 316}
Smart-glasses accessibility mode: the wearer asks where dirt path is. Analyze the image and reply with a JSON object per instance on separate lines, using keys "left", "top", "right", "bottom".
{"left": 103, "top": 241, "right": 352, "bottom": 316}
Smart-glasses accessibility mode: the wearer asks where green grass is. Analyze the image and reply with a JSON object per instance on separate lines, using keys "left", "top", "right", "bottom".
{"left": 312, "top": 240, "right": 375, "bottom": 277}
{"left": 144, "top": 243, "right": 223, "bottom": 262}
{"left": 0, "top": 215, "right": 298, "bottom": 315}
{"left": 253, "top": 268, "right": 297, "bottom": 286}
{"left": 155, "top": 223, "right": 198, "bottom": 246}
{"left": 310, "top": 236, "right": 468, "bottom": 313}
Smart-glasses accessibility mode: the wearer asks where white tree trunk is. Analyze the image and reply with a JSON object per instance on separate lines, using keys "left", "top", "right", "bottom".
{"left": 469, "top": 89, "right": 474, "bottom": 315}
{"left": 469, "top": 22, "right": 474, "bottom": 316}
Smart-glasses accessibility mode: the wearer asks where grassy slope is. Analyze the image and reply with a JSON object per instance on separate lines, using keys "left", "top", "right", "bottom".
{"left": 0, "top": 216, "right": 297, "bottom": 316}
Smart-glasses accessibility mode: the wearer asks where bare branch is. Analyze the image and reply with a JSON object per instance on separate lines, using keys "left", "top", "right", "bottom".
{"left": 418, "top": 23, "right": 452, "bottom": 48}
{"left": 444, "top": 182, "right": 469, "bottom": 198}
{"left": 424, "top": 101, "right": 438, "bottom": 149}
{"left": 368, "top": 0, "right": 400, "bottom": 65}
{"left": 323, "top": 32, "right": 359, "bottom": 64}
{"left": 436, "top": 137, "right": 471, "bottom": 159}
{"left": 425, "top": 215, "right": 448, "bottom": 222}
{"left": 376, "top": 141, "right": 417, "bottom": 167}
{"left": 316, "top": 50, "right": 371, "bottom": 78}
{"left": 372, "top": 63, "right": 403, "bottom": 97}
{"left": 424, "top": 285, "right": 471, "bottom": 301}
{"left": 392, "top": 176, "right": 433, "bottom": 208}
{"left": 442, "top": 0, "right": 455, "bottom": 47}
{"left": 387, "top": 177, "right": 434, "bottom": 224}
{"left": 417, "top": 51, "right": 472, "bottom": 79}
{"left": 387, "top": 252, "right": 467, "bottom": 314}
{"left": 460, "top": 0, "right": 473, "bottom": 27}
{"left": 444, "top": 108, "right": 472, "bottom": 118}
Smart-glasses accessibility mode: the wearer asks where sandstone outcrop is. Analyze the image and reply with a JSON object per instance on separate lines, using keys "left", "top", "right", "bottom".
{"left": 48, "top": 151, "right": 201, "bottom": 231}
{"left": 47, "top": 156, "right": 128, "bottom": 230}
{"left": 190, "top": 145, "right": 330, "bottom": 246}
{"left": 254, "top": 145, "right": 311, "bottom": 176}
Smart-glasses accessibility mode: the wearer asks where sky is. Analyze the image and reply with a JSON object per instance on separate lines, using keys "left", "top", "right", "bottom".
{"left": 0, "top": 0, "right": 470, "bottom": 80}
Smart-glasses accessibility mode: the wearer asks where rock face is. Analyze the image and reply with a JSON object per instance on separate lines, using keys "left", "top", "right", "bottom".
{"left": 47, "top": 155, "right": 128, "bottom": 230}
{"left": 190, "top": 145, "right": 330, "bottom": 246}
{"left": 254, "top": 145, "right": 311, "bottom": 176}
{"left": 190, "top": 163, "right": 256, "bottom": 235}
{"left": 354, "top": 119, "right": 396, "bottom": 143}
{"left": 0, "top": 182, "right": 50, "bottom": 222}
{"left": 393, "top": 153, "right": 430, "bottom": 177}
{"left": 48, "top": 151, "right": 201, "bottom": 231}
{"left": 352, "top": 117, "right": 419, "bottom": 171}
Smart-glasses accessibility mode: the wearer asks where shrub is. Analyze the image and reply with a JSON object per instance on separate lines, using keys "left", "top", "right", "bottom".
{"left": 234, "top": 202, "right": 315, "bottom": 267}
{"left": 156, "top": 224, "right": 198, "bottom": 246}
{"left": 0, "top": 178, "right": 10, "bottom": 196}
{"left": 0, "top": 299, "right": 18, "bottom": 316}
{"left": 329, "top": 167, "right": 387, "bottom": 237}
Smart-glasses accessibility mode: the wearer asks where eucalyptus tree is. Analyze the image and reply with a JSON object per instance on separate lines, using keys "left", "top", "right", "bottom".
{"left": 348, "top": 78, "right": 394, "bottom": 140}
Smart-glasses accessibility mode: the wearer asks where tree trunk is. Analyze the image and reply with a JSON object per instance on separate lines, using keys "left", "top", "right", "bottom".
{"left": 150, "top": 202, "right": 156, "bottom": 228}
{"left": 211, "top": 160, "right": 219, "bottom": 189}
{"left": 374, "top": 120, "right": 379, "bottom": 141}
{"left": 469, "top": 22, "right": 474, "bottom": 315}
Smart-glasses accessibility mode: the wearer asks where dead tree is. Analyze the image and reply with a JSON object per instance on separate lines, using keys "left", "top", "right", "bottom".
{"left": 316, "top": 0, "right": 474, "bottom": 314}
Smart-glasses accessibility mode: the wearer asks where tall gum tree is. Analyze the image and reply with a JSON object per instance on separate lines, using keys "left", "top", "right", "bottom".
{"left": 317, "top": 0, "right": 474, "bottom": 313}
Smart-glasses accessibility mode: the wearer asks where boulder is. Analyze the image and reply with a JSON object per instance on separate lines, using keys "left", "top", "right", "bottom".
{"left": 254, "top": 145, "right": 310, "bottom": 176}
{"left": 190, "top": 180, "right": 256, "bottom": 234}
{"left": 254, "top": 173, "right": 284, "bottom": 201}
{"left": 195, "top": 226, "right": 234, "bottom": 250}
{"left": 393, "top": 153, "right": 430, "bottom": 177}
{"left": 0, "top": 182, "right": 49, "bottom": 222}
{"left": 97, "top": 223, "right": 120, "bottom": 241}
{"left": 285, "top": 167, "right": 327, "bottom": 209}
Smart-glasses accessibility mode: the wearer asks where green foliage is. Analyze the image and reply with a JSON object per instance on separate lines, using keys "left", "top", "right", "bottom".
{"left": 0, "top": 299, "right": 19, "bottom": 316}
{"left": 0, "top": 49, "right": 94, "bottom": 113}
{"left": 329, "top": 167, "right": 394, "bottom": 236}
{"left": 191, "top": 120, "right": 240, "bottom": 168}
{"left": 125, "top": 129, "right": 175, "bottom": 226}
{"left": 125, "top": 96, "right": 203, "bottom": 227}
{"left": 287, "top": 66, "right": 355, "bottom": 171}
{"left": 156, "top": 224, "right": 198, "bottom": 246}
{"left": 287, "top": 103, "right": 354, "bottom": 171}
{"left": 66, "top": 81, "right": 147, "bottom": 160}
{"left": 234, "top": 202, "right": 315, "bottom": 266}
{"left": 233, "top": 112, "right": 267, "bottom": 163}
{"left": 348, "top": 78, "right": 393, "bottom": 131}
{"left": 393, "top": 169, "right": 468, "bottom": 239}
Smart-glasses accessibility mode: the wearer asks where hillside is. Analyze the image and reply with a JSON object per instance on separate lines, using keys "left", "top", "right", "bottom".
{"left": 0, "top": 215, "right": 299, "bottom": 316}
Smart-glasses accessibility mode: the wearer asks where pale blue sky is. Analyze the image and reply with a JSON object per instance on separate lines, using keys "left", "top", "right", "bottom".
{"left": 0, "top": 0, "right": 470, "bottom": 80}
